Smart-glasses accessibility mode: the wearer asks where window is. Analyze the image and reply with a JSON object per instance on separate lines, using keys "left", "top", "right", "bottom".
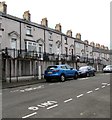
{"left": 25, "top": 41, "right": 37, "bottom": 52}
{"left": 10, "top": 38, "right": 17, "bottom": 58}
{"left": 49, "top": 44, "right": 53, "bottom": 54}
{"left": 11, "top": 38, "right": 17, "bottom": 49}
{"left": 65, "top": 36, "right": 67, "bottom": 44}
{"left": 39, "top": 44, "right": 42, "bottom": 58}
{"left": 66, "top": 64, "right": 71, "bottom": 69}
{"left": 26, "top": 26, "right": 31, "bottom": 35}
{"left": 85, "top": 45, "right": 88, "bottom": 52}
{"left": 65, "top": 47, "right": 68, "bottom": 56}
{"left": 61, "top": 66, "right": 67, "bottom": 69}
{"left": 49, "top": 32, "right": 53, "bottom": 41}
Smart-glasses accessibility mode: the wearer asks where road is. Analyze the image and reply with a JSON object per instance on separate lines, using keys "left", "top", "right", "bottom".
{"left": 2, "top": 73, "right": 110, "bottom": 118}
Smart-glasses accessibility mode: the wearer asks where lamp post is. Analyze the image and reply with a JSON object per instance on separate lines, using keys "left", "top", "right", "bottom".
{"left": 76, "top": 56, "right": 80, "bottom": 69}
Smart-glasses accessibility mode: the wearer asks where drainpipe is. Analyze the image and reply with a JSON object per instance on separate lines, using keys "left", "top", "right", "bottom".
{"left": 20, "top": 22, "right": 22, "bottom": 53}
{"left": 44, "top": 29, "right": 46, "bottom": 53}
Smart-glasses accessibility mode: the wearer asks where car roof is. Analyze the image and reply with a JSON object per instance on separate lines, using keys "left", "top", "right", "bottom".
{"left": 48, "top": 64, "right": 67, "bottom": 67}
{"left": 79, "top": 66, "right": 89, "bottom": 68}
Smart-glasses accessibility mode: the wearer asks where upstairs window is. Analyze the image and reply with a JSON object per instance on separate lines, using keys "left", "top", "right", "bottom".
{"left": 49, "top": 32, "right": 53, "bottom": 41}
{"left": 65, "top": 36, "right": 67, "bottom": 44}
{"left": 26, "top": 26, "right": 32, "bottom": 36}
{"left": 49, "top": 44, "right": 53, "bottom": 54}
{"left": 65, "top": 47, "right": 68, "bottom": 56}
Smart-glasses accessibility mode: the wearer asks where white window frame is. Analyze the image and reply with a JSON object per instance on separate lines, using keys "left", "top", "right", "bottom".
{"left": 49, "top": 44, "right": 53, "bottom": 54}
{"left": 26, "top": 26, "right": 32, "bottom": 35}
{"left": 26, "top": 41, "right": 37, "bottom": 52}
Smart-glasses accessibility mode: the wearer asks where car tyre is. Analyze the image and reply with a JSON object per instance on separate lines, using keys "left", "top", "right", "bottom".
{"left": 86, "top": 72, "right": 90, "bottom": 77}
{"left": 93, "top": 72, "right": 95, "bottom": 76}
{"left": 60, "top": 74, "right": 65, "bottom": 82}
{"left": 74, "top": 73, "right": 78, "bottom": 79}
{"left": 46, "top": 78, "right": 50, "bottom": 82}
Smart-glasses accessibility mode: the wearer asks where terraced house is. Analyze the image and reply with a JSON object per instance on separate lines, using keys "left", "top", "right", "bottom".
{"left": 0, "top": 1, "right": 110, "bottom": 82}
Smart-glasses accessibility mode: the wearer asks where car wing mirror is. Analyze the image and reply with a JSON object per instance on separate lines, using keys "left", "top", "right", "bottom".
{"left": 70, "top": 67, "right": 73, "bottom": 70}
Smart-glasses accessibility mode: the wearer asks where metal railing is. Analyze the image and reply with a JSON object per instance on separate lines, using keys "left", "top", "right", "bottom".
{"left": 2, "top": 47, "right": 96, "bottom": 63}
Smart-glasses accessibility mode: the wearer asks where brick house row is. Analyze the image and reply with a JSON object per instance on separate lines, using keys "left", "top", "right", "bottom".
{"left": 0, "top": 2, "right": 110, "bottom": 82}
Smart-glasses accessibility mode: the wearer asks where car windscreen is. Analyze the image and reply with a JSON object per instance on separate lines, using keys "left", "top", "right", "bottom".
{"left": 79, "top": 67, "right": 88, "bottom": 71}
{"left": 47, "top": 66, "right": 57, "bottom": 70}
{"left": 106, "top": 65, "right": 112, "bottom": 68}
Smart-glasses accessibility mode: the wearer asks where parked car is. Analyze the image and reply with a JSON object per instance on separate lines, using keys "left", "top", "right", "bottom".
{"left": 103, "top": 65, "right": 112, "bottom": 73}
{"left": 78, "top": 66, "right": 95, "bottom": 77}
{"left": 44, "top": 64, "right": 78, "bottom": 82}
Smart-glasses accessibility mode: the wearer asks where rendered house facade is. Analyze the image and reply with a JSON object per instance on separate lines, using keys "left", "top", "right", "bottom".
{"left": 0, "top": 2, "right": 110, "bottom": 82}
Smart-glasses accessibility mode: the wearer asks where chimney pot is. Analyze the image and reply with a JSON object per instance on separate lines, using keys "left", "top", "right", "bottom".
{"left": 0, "top": 1, "right": 7, "bottom": 14}
{"left": 41, "top": 17, "right": 48, "bottom": 27}
{"left": 76, "top": 33, "right": 81, "bottom": 40}
{"left": 84, "top": 40, "right": 89, "bottom": 44}
{"left": 55, "top": 23, "right": 61, "bottom": 32}
{"left": 90, "top": 42, "right": 95, "bottom": 46}
{"left": 66, "top": 30, "right": 72, "bottom": 37}
{"left": 23, "top": 10, "right": 31, "bottom": 21}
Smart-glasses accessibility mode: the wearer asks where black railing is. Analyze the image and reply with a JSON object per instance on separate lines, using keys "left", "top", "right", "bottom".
{"left": 2, "top": 48, "right": 96, "bottom": 63}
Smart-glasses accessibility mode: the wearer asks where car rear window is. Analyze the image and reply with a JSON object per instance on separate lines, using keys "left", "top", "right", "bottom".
{"left": 47, "top": 66, "right": 57, "bottom": 70}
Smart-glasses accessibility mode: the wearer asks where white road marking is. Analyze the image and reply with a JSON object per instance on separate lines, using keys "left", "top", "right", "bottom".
{"left": 77, "top": 94, "right": 84, "bottom": 98}
{"left": 87, "top": 91, "right": 93, "bottom": 94}
{"left": 95, "top": 88, "right": 99, "bottom": 91}
{"left": 102, "top": 83, "right": 107, "bottom": 85}
{"left": 10, "top": 90, "right": 19, "bottom": 93}
{"left": 22, "top": 112, "right": 37, "bottom": 118}
{"left": 19, "top": 85, "right": 44, "bottom": 93}
{"left": 79, "top": 78, "right": 88, "bottom": 80}
{"left": 64, "top": 98, "right": 73, "bottom": 103}
{"left": 20, "top": 90, "right": 25, "bottom": 92}
{"left": 49, "top": 83, "right": 55, "bottom": 85}
{"left": 107, "top": 84, "right": 110, "bottom": 86}
{"left": 25, "top": 88, "right": 33, "bottom": 91}
{"left": 102, "top": 86, "right": 106, "bottom": 88}
{"left": 47, "top": 104, "right": 58, "bottom": 110}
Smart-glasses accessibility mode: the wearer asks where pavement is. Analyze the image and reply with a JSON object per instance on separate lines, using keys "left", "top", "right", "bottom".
{"left": 2, "top": 72, "right": 103, "bottom": 89}
{"left": 2, "top": 78, "right": 46, "bottom": 89}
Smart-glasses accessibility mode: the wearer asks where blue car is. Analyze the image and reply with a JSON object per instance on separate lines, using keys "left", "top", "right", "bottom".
{"left": 44, "top": 64, "right": 78, "bottom": 82}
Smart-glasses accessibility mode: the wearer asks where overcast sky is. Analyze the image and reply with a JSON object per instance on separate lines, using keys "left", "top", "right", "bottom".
{"left": 4, "top": 0, "right": 111, "bottom": 48}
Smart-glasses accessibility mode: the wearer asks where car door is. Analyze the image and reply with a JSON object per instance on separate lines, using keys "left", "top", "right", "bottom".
{"left": 65, "top": 65, "right": 74, "bottom": 77}
{"left": 61, "top": 65, "right": 69, "bottom": 77}
{"left": 88, "top": 66, "right": 92, "bottom": 75}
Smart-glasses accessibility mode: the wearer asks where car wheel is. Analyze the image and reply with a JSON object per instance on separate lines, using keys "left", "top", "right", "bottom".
{"left": 60, "top": 74, "right": 65, "bottom": 82}
{"left": 93, "top": 72, "right": 95, "bottom": 76}
{"left": 46, "top": 78, "right": 50, "bottom": 82}
{"left": 74, "top": 73, "right": 78, "bottom": 79}
{"left": 86, "top": 72, "right": 90, "bottom": 77}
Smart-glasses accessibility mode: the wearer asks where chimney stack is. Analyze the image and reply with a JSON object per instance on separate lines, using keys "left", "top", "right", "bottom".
{"left": 90, "top": 42, "right": 95, "bottom": 47}
{"left": 41, "top": 18, "right": 48, "bottom": 27}
{"left": 84, "top": 40, "right": 89, "bottom": 44}
{"left": 76, "top": 33, "right": 81, "bottom": 40}
{"left": 23, "top": 10, "right": 31, "bottom": 21}
{"left": 66, "top": 30, "right": 72, "bottom": 37}
{"left": 55, "top": 23, "right": 61, "bottom": 32}
{"left": 104, "top": 46, "right": 108, "bottom": 50}
{"left": 96, "top": 43, "right": 100, "bottom": 48}
{"left": 0, "top": 1, "right": 7, "bottom": 14}
{"left": 101, "top": 45, "right": 105, "bottom": 49}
